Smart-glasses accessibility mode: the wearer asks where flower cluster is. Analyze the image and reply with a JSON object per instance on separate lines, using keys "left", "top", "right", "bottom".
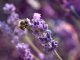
{"left": 2, "top": 3, "right": 33, "bottom": 60}
{"left": 2, "top": 3, "right": 58, "bottom": 60}
{"left": 3, "top": 3, "right": 16, "bottom": 14}
{"left": 3, "top": 3, "right": 19, "bottom": 27}
{"left": 16, "top": 43, "right": 33, "bottom": 60}
{"left": 0, "top": 21, "right": 13, "bottom": 35}
{"left": 19, "top": 13, "right": 58, "bottom": 52}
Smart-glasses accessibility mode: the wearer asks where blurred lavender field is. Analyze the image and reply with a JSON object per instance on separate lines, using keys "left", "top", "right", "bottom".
{"left": 0, "top": 0, "right": 80, "bottom": 60}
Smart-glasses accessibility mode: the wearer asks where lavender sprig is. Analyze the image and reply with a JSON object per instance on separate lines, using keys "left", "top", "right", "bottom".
{"left": 3, "top": 3, "right": 16, "bottom": 14}
{"left": 3, "top": 3, "right": 19, "bottom": 27}
{"left": 2, "top": 3, "right": 33, "bottom": 60}
{"left": 18, "top": 13, "right": 63, "bottom": 60}
{"left": 0, "top": 21, "right": 13, "bottom": 35}
{"left": 19, "top": 13, "right": 58, "bottom": 52}
{"left": 2, "top": 3, "right": 62, "bottom": 60}
{"left": 31, "top": 13, "right": 62, "bottom": 60}
{"left": 0, "top": 20, "right": 33, "bottom": 60}
{"left": 16, "top": 43, "right": 33, "bottom": 60}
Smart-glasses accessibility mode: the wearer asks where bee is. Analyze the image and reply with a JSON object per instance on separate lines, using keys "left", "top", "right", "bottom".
{"left": 18, "top": 19, "right": 28, "bottom": 30}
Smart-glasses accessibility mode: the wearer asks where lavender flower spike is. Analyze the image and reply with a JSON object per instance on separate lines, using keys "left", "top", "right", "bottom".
{"left": 3, "top": 3, "right": 16, "bottom": 14}
{"left": 19, "top": 13, "right": 58, "bottom": 52}
{"left": 16, "top": 43, "right": 33, "bottom": 60}
{"left": 7, "top": 12, "right": 19, "bottom": 26}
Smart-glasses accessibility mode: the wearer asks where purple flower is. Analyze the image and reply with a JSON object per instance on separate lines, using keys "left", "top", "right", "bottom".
{"left": 14, "top": 27, "right": 27, "bottom": 36}
{"left": 38, "top": 29, "right": 52, "bottom": 44}
{"left": 51, "top": 40, "right": 58, "bottom": 49}
{"left": 0, "top": 21, "right": 13, "bottom": 35}
{"left": 38, "top": 53, "right": 45, "bottom": 59}
{"left": 2, "top": 3, "right": 33, "bottom": 60}
{"left": 19, "top": 13, "right": 58, "bottom": 52}
{"left": 33, "top": 13, "right": 41, "bottom": 20}
{"left": 11, "top": 35, "right": 19, "bottom": 45}
{"left": 3, "top": 3, "right": 19, "bottom": 27}
{"left": 44, "top": 43, "right": 53, "bottom": 52}
{"left": 7, "top": 12, "right": 19, "bottom": 26}
{"left": 16, "top": 43, "right": 33, "bottom": 60}
{"left": 3, "top": 3, "right": 16, "bottom": 14}
{"left": 31, "top": 13, "right": 58, "bottom": 51}
{"left": 44, "top": 40, "right": 58, "bottom": 52}
{"left": 31, "top": 18, "right": 48, "bottom": 33}
{"left": 44, "top": 30, "right": 52, "bottom": 38}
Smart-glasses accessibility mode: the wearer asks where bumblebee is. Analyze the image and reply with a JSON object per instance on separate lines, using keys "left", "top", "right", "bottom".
{"left": 18, "top": 19, "right": 28, "bottom": 30}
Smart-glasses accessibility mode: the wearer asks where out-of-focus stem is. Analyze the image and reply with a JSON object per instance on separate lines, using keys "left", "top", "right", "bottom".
{"left": 24, "top": 35, "right": 44, "bottom": 57}
{"left": 33, "top": 55, "right": 40, "bottom": 60}
{"left": 52, "top": 50, "right": 62, "bottom": 60}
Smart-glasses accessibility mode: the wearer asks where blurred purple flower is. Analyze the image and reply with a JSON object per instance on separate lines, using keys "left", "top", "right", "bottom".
{"left": 0, "top": 21, "right": 13, "bottom": 35}
{"left": 11, "top": 35, "right": 19, "bottom": 45}
{"left": 16, "top": 43, "right": 33, "bottom": 60}
{"left": 14, "top": 27, "right": 27, "bottom": 36}
{"left": 3, "top": 3, "right": 19, "bottom": 27}
{"left": 33, "top": 13, "right": 41, "bottom": 20}
{"left": 7, "top": 12, "right": 19, "bottom": 26}
{"left": 38, "top": 53, "right": 45, "bottom": 60}
{"left": 3, "top": 3, "right": 16, "bottom": 14}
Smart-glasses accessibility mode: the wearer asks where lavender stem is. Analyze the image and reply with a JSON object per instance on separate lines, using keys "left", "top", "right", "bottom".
{"left": 53, "top": 50, "right": 62, "bottom": 60}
